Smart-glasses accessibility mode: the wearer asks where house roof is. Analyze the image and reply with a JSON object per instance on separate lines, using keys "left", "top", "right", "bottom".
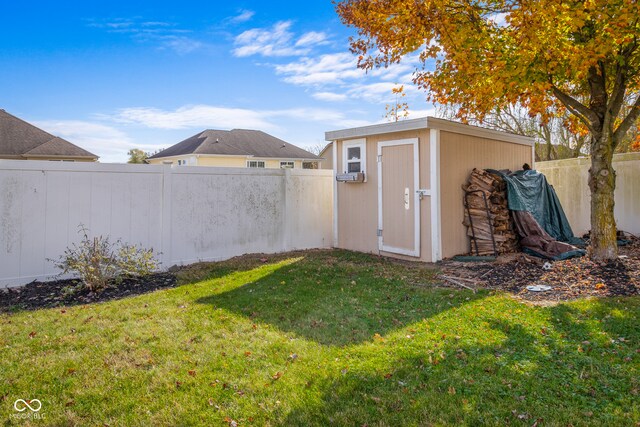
{"left": 148, "top": 129, "right": 321, "bottom": 160}
{"left": 325, "top": 116, "right": 534, "bottom": 147}
{"left": 0, "top": 109, "right": 98, "bottom": 159}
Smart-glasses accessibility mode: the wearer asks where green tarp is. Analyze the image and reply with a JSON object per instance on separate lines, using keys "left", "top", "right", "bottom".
{"left": 489, "top": 169, "right": 582, "bottom": 245}
{"left": 487, "top": 169, "right": 585, "bottom": 260}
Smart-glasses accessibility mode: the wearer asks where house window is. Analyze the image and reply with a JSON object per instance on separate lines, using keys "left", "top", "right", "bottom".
{"left": 342, "top": 139, "right": 366, "bottom": 175}
{"left": 247, "top": 160, "right": 265, "bottom": 168}
{"left": 280, "top": 161, "right": 295, "bottom": 169}
{"left": 177, "top": 160, "right": 184, "bottom": 165}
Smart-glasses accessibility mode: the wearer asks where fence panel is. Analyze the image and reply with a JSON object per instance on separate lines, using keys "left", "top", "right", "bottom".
{"left": 0, "top": 161, "right": 333, "bottom": 287}
{"left": 536, "top": 153, "right": 640, "bottom": 236}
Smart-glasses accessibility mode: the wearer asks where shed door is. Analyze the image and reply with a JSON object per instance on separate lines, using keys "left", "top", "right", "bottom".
{"left": 377, "top": 138, "right": 420, "bottom": 257}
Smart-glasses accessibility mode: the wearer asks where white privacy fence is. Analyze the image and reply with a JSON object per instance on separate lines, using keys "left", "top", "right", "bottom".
{"left": 537, "top": 153, "right": 640, "bottom": 236}
{"left": 0, "top": 161, "right": 333, "bottom": 287}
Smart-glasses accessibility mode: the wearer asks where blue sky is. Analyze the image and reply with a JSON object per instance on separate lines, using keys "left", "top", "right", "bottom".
{"left": 0, "top": 1, "right": 433, "bottom": 162}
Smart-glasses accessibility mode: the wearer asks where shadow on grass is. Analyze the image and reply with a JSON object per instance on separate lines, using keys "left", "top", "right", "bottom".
{"left": 195, "top": 250, "right": 484, "bottom": 346}
{"left": 283, "top": 298, "right": 639, "bottom": 426}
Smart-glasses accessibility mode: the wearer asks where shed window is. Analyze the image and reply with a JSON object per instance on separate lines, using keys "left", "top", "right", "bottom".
{"left": 342, "top": 139, "right": 366, "bottom": 177}
{"left": 247, "top": 160, "right": 265, "bottom": 168}
{"left": 280, "top": 161, "right": 295, "bottom": 169}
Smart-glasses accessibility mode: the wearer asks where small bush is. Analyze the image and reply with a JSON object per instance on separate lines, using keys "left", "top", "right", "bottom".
{"left": 53, "top": 226, "right": 160, "bottom": 292}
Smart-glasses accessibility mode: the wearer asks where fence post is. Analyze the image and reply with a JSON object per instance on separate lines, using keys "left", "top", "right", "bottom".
{"left": 283, "top": 168, "right": 292, "bottom": 252}
{"left": 160, "top": 164, "right": 173, "bottom": 267}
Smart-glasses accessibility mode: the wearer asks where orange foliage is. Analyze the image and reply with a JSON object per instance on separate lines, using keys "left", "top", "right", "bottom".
{"left": 336, "top": 0, "right": 640, "bottom": 128}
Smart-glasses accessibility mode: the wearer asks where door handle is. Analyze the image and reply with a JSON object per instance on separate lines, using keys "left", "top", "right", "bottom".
{"left": 404, "top": 187, "right": 410, "bottom": 210}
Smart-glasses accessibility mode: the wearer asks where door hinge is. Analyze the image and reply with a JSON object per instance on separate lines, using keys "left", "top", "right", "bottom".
{"left": 377, "top": 229, "right": 383, "bottom": 237}
{"left": 377, "top": 154, "right": 382, "bottom": 162}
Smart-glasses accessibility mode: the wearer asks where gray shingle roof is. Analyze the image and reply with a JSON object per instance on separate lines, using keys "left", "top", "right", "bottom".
{"left": 0, "top": 109, "right": 98, "bottom": 159}
{"left": 148, "top": 129, "right": 320, "bottom": 160}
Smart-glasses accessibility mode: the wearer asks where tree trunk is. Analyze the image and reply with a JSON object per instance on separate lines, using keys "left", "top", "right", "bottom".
{"left": 588, "top": 130, "right": 618, "bottom": 261}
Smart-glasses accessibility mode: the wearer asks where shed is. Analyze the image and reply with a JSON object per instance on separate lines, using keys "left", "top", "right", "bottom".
{"left": 325, "top": 117, "right": 535, "bottom": 262}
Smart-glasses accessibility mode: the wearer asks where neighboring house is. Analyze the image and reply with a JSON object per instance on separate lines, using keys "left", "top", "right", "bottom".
{"left": 326, "top": 117, "right": 535, "bottom": 263}
{"left": 318, "top": 142, "right": 333, "bottom": 170}
{"left": 0, "top": 109, "right": 98, "bottom": 161}
{"left": 147, "top": 129, "right": 320, "bottom": 168}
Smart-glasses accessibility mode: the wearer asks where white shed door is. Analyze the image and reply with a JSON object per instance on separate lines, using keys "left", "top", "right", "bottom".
{"left": 377, "top": 138, "right": 420, "bottom": 257}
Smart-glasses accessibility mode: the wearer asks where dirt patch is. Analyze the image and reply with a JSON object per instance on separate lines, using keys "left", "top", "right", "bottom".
{"left": 439, "top": 237, "right": 640, "bottom": 303}
{"left": 0, "top": 273, "right": 177, "bottom": 312}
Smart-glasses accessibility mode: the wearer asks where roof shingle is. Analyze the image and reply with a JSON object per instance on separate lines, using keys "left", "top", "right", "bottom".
{"left": 0, "top": 109, "right": 98, "bottom": 159}
{"left": 148, "top": 129, "right": 320, "bottom": 160}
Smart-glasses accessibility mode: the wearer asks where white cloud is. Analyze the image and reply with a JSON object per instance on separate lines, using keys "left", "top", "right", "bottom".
{"left": 312, "top": 92, "right": 348, "bottom": 102}
{"left": 272, "top": 52, "right": 420, "bottom": 103}
{"left": 232, "top": 21, "right": 329, "bottom": 57}
{"left": 33, "top": 120, "right": 154, "bottom": 163}
{"left": 274, "top": 52, "right": 418, "bottom": 89}
{"left": 88, "top": 18, "right": 203, "bottom": 54}
{"left": 159, "top": 36, "right": 203, "bottom": 54}
{"left": 295, "top": 31, "right": 329, "bottom": 47}
{"left": 275, "top": 52, "right": 362, "bottom": 85}
{"left": 228, "top": 9, "right": 255, "bottom": 24}
{"left": 404, "top": 107, "right": 437, "bottom": 119}
{"left": 233, "top": 21, "right": 299, "bottom": 57}
{"left": 110, "top": 105, "right": 276, "bottom": 131}
{"left": 105, "top": 104, "right": 372, "bottom": 132}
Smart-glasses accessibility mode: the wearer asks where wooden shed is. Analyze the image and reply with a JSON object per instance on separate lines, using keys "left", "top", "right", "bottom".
{"left": 325, "top": 117, "right": 535, "bottom": 262}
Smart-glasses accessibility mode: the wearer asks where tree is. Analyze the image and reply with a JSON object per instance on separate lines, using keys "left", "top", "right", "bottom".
{"left": 337, "top": 0, "right": 640, "bottom": 261}
{"left": 384, "top": 85, "right": 410, "bottom": 122}
{"left": 127, "top": 149, "right": 148, "bottom": 164}
{"left": 439, "top": 104, "right": 589, "bottom": 161}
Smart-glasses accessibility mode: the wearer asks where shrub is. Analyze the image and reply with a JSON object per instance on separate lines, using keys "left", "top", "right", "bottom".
{"left": 53, "top": 226, "right": 160, "bottom": 292}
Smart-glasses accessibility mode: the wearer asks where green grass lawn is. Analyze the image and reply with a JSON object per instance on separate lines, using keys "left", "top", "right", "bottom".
{"left": 1, "top": 249, "right": 638, "bottom": 426}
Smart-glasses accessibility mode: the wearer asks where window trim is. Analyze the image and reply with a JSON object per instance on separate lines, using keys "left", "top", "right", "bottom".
{"left": 247, "top": 160, "right": 266, "bottom": 168}
{"left": 280, "top": 161, "right": 295, "bottom": 169}
{"left": 342, "top": 138, "right": 367, "bottom": 181}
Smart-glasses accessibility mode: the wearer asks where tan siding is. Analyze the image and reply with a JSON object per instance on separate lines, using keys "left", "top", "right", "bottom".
{"left": 263, "top": 159, "right": 303, "bottom": 169}
{"left": 197, "top": 157, "right": 248, "bottom": 167}
{"left": 336, "top": 129, "right": 432, "bottom": 262}
{"left": 439, "top": 131, "right": 533, "bottom": 258}
{"left": 148, "top": 156, "right": 201, "bottom": 166}
{"left": 149, "top": 156, "right": 303, "bottom": 169}
{"left": 318, "top": 145, "right": 333, "bottom": 170}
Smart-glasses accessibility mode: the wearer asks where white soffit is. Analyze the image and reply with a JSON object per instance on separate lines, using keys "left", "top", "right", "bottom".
{"left": 325, "top": 116, "right": 534, "bottom": 147}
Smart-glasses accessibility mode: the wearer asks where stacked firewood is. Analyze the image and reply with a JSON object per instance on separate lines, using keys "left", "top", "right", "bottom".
{"left": 462, "top": 169, "right": 519, "bottom": 255}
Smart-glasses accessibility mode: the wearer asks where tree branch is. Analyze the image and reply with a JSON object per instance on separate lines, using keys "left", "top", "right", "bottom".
{"left": 551, "top": 86, "right": 598, "bottom": 132}
{"left": 613, "top": 94, "right": 640, "bottom": 145}
{"left": 607, "top": 64, "right": 626, "bottom": 120}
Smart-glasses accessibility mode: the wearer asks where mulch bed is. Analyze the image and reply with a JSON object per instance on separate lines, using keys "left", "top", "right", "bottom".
{"left": 2, "top": 242, "right": 638, "bottom": 311}
{"left": 0, "top": 273, "right": 177, "bottom": 312}
{"left": 440, "top": 237, "right": 640, "bottom": 303}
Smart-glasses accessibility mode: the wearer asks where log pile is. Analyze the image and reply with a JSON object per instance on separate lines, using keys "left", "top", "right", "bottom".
{"left": 462, "top": 169, "right": 519, "bottom": 255}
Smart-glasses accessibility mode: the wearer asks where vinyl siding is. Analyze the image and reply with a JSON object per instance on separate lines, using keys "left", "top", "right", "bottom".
{"left": 336, "top": 129, "right": 433, "bottom": 262}
{"left": 439, "top": 131, "right": 533, "bottom": 258}
{"left": 148, "top": 156, "right": 303, "bottom": 169}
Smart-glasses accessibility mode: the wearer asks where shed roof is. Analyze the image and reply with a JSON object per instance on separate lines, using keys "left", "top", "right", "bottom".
{"left": 325, "top": 116, "right": 534, "bottom": 147}
{"left": 0, "top": 109, "right": 98, "bottom": 159}
{"left": 148, "top": 129, "right": 320, "bottom": 160}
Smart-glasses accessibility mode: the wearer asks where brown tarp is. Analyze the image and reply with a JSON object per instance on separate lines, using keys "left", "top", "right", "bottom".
{"left": 512, "top": 211, "right": 583, "bottom": 259}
